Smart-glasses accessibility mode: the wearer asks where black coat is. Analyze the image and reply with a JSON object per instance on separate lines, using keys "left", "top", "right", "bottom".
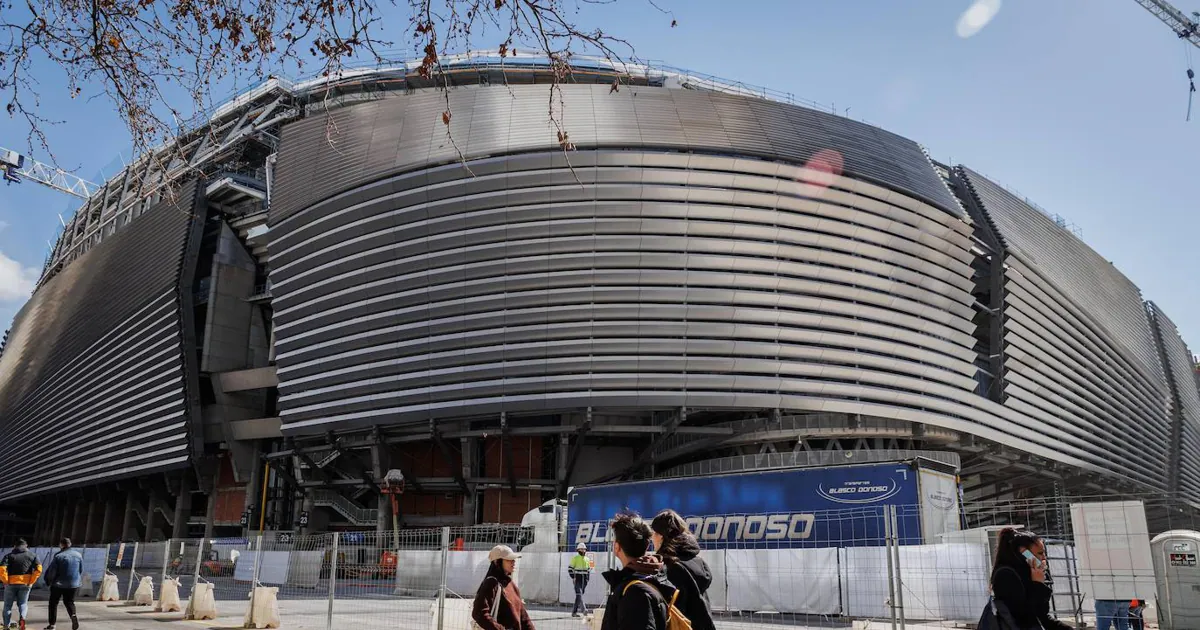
{"left": 601, "top": 564, "right": 675, "bottom": 630}
{"left": 662, "top": 552, "right": 716, "bottom": 630}
{"left": 991, "top": 563, "right": 1071, "bottom": 630}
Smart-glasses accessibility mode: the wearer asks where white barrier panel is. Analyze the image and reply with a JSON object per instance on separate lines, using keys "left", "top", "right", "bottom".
{"left": 705, "top": 550, "right": 728, "bottom": 612}
{"left": 557, "top": 553, "right": 616, "bottom": 608}
{"left": 33, "top": 548, "right": 53, "bottom": 587}
{"left": 233, "top": 551, "right": 291, "bottom": 584}
{"left": 445, "top": 551, "right": 490, "bottom": 598}
{"left": 429, "top": 597, "right": 475, "bottom": 630}
{"left": 894, "top": 543, "right": 990, "bottom": 621}
{"left": 286, "top": 551, "right": 323, "bottom": 589}
{"left": 395, "top": 550, "right": 443, "bottom": 593}
{"left": 841, "top": 543, "right": 991, "bottom": 620}
{"left": 841, "top": 546, "right": 890, "bottom": 618}
{"left": 726, "top": 548, "right": 839, "bottom": 615}
{"left": 514, "top": 551, "right": 561, "bottom": 604}
{"left": 82, "top": 548, "right": 106, "bottom": 582}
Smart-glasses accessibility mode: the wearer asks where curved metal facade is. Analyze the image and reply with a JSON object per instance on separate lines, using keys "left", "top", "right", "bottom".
{"left": 1149, "top": 303, "right": 1200, "bottom": 499}
{"left": 0, "top": 182, "right": 204, "bottom": 501}
{"left": 959, "top": 168, "right": 1173, "bottom": 491}
{"left": 269, "top": 85, "right": 989, "bottom": 437}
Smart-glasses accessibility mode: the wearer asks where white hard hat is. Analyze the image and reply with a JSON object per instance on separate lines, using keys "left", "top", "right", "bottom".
{"left": 488, "top": 545, "right": 521, "bottom": 562}
{"left": 576, "top": 543, "right": 588, "bottom": 551}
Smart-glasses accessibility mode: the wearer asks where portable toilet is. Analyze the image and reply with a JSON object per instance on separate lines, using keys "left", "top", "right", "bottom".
{"left": 1150, "top": 530, "right": 1200, "bottom": 630}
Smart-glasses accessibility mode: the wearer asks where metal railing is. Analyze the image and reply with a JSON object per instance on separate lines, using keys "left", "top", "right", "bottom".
{"left": 310, "top": 489, "right": 379, "bottom": 526}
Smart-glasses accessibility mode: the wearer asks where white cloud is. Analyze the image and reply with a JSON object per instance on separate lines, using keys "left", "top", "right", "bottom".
{"left": 0, "top": 250, "right": 39, "bottom": 302}
{"left": 956, "top": 0, "right": 1002, "bottom": 38}
{"left": 0, "top": 220, "right": 9, "bottom": 232}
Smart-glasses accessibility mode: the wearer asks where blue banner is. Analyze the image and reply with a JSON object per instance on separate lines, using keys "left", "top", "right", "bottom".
{"left": 568, "top": 463, "right": 923, "bottom": 549}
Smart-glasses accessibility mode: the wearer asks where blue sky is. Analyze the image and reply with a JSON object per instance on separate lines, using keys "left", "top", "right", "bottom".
{"left": 0, "top": 0, "right": 1197, "bottom": 353}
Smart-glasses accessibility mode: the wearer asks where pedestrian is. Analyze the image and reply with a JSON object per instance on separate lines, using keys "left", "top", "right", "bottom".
{"left": 43, "top": 538, "right": 83, "bottom": 630}
{"left": 568, "top": 542, "right": 593, "bottom": 617}
{"left": 651, "top": 510, "right": 715, "bottom": 630}
{"left": 471, "top": 545, "right": 534, "bottom": 630}
{"left": 601, "top": 512, "right": 677, "bottom": 630}
{"left": 989, "top": 528, "right": 1071, "bottom": 630}
{"left": 0, "top": 539, "right": 41, "bottom": 630}
{"left": 1128, "top": 599, "right": 1145, "bottom": 630}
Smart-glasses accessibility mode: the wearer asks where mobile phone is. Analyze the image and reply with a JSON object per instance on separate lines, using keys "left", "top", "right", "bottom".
{"left": 1021, "top": 549, "right": 1043, "bottom": 568}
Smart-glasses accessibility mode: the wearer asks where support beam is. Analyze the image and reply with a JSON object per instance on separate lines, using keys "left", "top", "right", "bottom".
{"left": 431, "top": 421, "right": 469, "bottom": 494}
{"left": 621, "top": 407, "right": 688, "bottom": 481}
{"left": 557, "top": 409, "right": 592, "bottom": 498}
{"left": 501, "top": 413, "right": 517, "bottom": 497}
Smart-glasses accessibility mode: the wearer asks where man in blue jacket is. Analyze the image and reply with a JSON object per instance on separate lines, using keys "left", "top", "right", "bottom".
{"left": 42, "top": 538, "right": 82, "bottom": 630}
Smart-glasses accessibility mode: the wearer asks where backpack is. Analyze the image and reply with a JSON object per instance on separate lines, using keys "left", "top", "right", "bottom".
{"left": 623, "top": 580, "right": 693, "bottom": 630}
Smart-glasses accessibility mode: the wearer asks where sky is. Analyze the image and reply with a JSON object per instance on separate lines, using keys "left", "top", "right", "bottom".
{"left": 0, "top": 0, "right": 1197, "bottom": 353}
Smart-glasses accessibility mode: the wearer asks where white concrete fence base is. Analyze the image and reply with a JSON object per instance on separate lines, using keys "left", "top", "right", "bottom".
{"left": 184, "top": 582, "right": 218, "bottom": 620}
{"left": 97, "top": 574, "right": 121, "bottom": 602}
{"left": 78, "top": 573, "right": 93, "bottom": 598}
{"left": 157, "top": 577, "right": 182, "bottom": 612}
{"left": 132, "top": 576, "right": 155, "bottom": 606}
{"left": 244, "top": 586, "right": 282, "bottom": 629}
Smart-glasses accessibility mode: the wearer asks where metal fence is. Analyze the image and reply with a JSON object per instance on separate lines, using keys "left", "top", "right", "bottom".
{"left": 27, "top": 494, "right": 1200, "bottom": 629}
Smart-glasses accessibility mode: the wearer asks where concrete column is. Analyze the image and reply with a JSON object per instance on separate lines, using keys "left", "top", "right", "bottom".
{"left": 370, "top": 444, "right": 386, "bottom": 537}
{"left": 32, "top": 508, "right": 44, "bottom": 545}
{"left": 172, "top": 475, "right": 192, "bottom": 539}
{"left": 53, "top": 498, "right": 67, "bottom": 543}
{"left": 242, "top": 447, "right": 262, "bottom": 537}
{"left": 100, "top": 496, "right": 116, "bottom": 543}
{"left": 84, "top": 501, "right": 99, "bottom": 543}
{"left": 122, "top": 492, "right": 137, "bottom": 541}
{"left": 144, "top": 495, "right": 159, "bottom": 542}
{"left": 69, "top": 501, "right": 83, "bottom": 542}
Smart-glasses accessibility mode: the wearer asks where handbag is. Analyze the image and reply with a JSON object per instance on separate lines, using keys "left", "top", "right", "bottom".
{"left": 978, "top": 567, "right": 1044, "bottom": 630}
{"left": 471, "top": 578, "right": 503, "bottom": 630}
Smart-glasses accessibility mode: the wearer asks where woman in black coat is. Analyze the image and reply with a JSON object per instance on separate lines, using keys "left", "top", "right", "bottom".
{"left": 650, "top": 510, "right": 716, "bottom": 630}
{"left": 990, "top": 528, "right": 1071, "bottom": 630}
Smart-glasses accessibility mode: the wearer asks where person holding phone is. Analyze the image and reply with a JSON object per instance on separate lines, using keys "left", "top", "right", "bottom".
{"left": 990, "top": 528, "right": 1071, "bottom": 630}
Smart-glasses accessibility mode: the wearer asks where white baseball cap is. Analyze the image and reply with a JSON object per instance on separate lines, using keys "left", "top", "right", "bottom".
{"left": 488, "top": 545, "right": 521, "bottom": 562}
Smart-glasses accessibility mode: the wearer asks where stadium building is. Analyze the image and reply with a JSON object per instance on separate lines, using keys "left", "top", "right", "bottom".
{"left": 0, "top": 53, "right": 1197, "bottom": 543}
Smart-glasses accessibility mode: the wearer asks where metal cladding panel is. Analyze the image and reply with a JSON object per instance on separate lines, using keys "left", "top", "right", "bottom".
{"left": 958, "top": 167, "right": 1163, "bottom": 382}
{"left": 268, "top": 106, "right": 989, "bottom": 439}
{"left": 0, "top": 182, "right": 203, "bottom": 501}
{"left": 1148, "top": 303, "right": 1200, "bottom": 498}
{"left": 269, "top": 84, "right": 963, "bottom": 226}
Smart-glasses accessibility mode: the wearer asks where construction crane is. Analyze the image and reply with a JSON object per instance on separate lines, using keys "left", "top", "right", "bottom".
{"left": 1134, "top": 0, "right": 1199, "bottom": 118}
{"left": 0, "top": 147, "right": 99, "bottom": 199}
{"left": 1135, "top": 0, "right": 1200, "bottom": 46}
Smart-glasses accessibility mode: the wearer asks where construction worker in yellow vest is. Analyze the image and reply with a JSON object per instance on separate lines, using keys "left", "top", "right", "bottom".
{"left": 568, "top": 543, "right": 594, "bottom": 617}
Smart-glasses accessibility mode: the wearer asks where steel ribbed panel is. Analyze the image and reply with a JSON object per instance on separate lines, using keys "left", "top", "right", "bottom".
{"left": 269, "top": 85, "right": 962, "bottom": 227}
{"left": 959, "top": 167, "right": 1164, "bottom": 382}
{"left": 0, "top": 183, "right": 202, "bottom": 501}
{"left": 269, "top": 133, "right": 977, "bottom": 436}
{"left": 1148, "top": 302, "right": 1200, "bottom": 501}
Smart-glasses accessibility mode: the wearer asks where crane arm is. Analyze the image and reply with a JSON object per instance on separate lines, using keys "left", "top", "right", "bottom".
{"left": 1134, "top": 0, "right": 1200, "bottom": 48}
{"left": 0, "top": 147, "right": 99, "bottom": 199}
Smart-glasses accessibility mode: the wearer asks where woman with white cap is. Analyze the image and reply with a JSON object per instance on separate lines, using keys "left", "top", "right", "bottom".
{"left": 472, "top": 545, "right": 535, "bottom": 630}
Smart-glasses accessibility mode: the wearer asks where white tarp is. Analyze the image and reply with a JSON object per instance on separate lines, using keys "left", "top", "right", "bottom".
{"left": 394, "top": 550, "right": 444, "bottom": 594}
{"left": 725, "top": 548, "right": 839, "bottom": 615}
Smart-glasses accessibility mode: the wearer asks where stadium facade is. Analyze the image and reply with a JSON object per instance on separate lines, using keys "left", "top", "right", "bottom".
{"left": 0, "top": 53, "right": 1196, "bottom": 542}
